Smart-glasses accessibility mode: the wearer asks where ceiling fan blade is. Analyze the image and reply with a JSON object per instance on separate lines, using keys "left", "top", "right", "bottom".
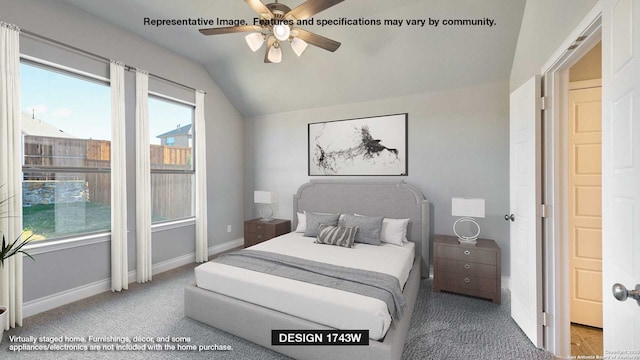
{"left": 245, "top": 0, "right": 274, "bottom": 19}
{"left": 199, "top": 25, "right": 259, "bottom": 35}
{"left": 286, "top": 0, "right": 344, "bottom": 20}
{"left": 294, "top": 28, "right": 341, "bottom": 52}
{"left": 264, "top": 36, "right": 276, "bottom": 63}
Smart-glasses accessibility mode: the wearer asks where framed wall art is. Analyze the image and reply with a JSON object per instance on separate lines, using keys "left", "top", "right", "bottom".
{"left": 308, "top": 113, "right": 408, "bottom": 176}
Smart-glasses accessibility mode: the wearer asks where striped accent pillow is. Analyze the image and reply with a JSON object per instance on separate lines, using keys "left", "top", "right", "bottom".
{"left": 315, "top": 224, "right": 358, "bottom": 248}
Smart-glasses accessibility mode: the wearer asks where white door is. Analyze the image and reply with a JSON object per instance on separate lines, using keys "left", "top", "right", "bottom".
{"left": 509, "top": 75, "right": 544, "bottom": 347}
{"left": 569, "top": 86, "right": 603, "bottom": 328}
{"left": 602, "top": 0, "right": 640, "bottom": 353}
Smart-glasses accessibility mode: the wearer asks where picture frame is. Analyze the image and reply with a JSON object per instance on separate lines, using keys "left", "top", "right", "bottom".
{"left": 308, "top": 113, "right": 408, "bottom": 176}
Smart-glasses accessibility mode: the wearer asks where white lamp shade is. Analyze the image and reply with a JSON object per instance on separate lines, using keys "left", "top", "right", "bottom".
{"left": 267, "top": 44, "right": 282, "bottom": 63}
{"left": 254, "top": 191, "right": 278, "bottom": 204}
{"left": 452, "top": 198, "right": 485, "bottom": 218}
{"left": 245, "top": 33, "right": 264, "bottom": 52}
{"left": 273, "top": 24, "right": 290, "bottom": 41}
{"left": 290, "top": 37, "right": 308, "bottom": 56}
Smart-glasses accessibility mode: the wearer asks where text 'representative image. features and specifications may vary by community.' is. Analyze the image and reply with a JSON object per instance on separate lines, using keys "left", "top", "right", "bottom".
{"left": 142, "top": 16, "right": 497, "bottom": 28}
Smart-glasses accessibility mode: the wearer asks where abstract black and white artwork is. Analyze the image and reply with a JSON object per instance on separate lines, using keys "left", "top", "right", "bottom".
{"left": 308, "top": 113, "right": 408, "bottom": 176}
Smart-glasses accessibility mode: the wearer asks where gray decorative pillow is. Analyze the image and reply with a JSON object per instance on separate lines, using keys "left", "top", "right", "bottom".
{"left": 303, "top": 212, "right": 340, "bottom": 237}
{"left": 343, "top": 214, "right": 384, "bottom": 245}
{"left": 315, "top": 224, "right": 358, "bottom": 248}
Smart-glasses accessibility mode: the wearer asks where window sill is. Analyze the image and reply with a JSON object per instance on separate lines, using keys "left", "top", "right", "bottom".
{"left": 25, "top": 232, "right": 111, "bottom": 255}
{"left": 24, "top": 218, "right": 196, "bottom": 256}
{"left": 152, "top": 217, "right": 196, "bottom": 232}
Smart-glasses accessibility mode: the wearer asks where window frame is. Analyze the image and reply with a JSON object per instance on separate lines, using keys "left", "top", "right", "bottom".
{"left": 20, "top": 57, "right": 113, "bottom": 243}
{"left": 148, "top": 93, "right": 196, "bottom": 224}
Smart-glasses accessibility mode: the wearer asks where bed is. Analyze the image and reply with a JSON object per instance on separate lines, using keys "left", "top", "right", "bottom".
{"left": 184, "top": 180, "right": 430, "bottom": 360}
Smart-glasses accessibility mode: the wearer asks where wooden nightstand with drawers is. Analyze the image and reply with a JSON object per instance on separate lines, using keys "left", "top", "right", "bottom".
{"left": 433, "top": 234, "right": 502, "bottom": 304}
{"left": 243, "top": 218, "right": 291, "bottom": 248}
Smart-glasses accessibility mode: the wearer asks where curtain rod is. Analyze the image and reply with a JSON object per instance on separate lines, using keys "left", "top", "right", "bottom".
{"left": 20, "top": 29, "right": 204, "bottom": 94}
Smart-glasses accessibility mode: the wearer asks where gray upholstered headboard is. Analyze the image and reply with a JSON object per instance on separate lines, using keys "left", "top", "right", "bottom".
{"left": 293, "top": 180, "right": 430, "bottom": 278}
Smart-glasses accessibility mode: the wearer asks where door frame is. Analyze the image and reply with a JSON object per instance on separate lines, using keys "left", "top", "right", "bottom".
{"left": 540, "top": 2, "right": 603, "bottom": 357}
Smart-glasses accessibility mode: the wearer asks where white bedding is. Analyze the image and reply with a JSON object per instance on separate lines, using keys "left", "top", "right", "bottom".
{"left": 195, "top": 232, "right": 415, "bottom": 340}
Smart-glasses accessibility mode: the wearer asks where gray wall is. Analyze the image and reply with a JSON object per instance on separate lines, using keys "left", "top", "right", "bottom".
{"left": 245, "top": 80, "right": 512, "bottom": 276}
{"left": 510, "top": 0, "right": 599, "bottom": 91}
{"left": 0, "top": 0, "right": 244, "bottom": 302}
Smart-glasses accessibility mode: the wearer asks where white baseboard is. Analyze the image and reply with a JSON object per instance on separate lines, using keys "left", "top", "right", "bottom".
{"left": 126, "top": 252, "right": 196, "bottom": 284}
{"left": 208, "top": 238, "right": 244, "bottom": 257}
{"left": 502, "top": 276, "right": 511, "bottom": 290}
{"left": 24, "top": 238, "right": 244, "bottom": 318}
{"left": 23, "top": 278, "right": 111, "bottom": 318}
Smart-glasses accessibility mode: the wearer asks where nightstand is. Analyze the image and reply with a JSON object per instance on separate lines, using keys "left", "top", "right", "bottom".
{"left": 243, "top": 218, "right": 291, "bottom": 247}
{"left": 433, "top": 234, "right": 502, "bottom": 304}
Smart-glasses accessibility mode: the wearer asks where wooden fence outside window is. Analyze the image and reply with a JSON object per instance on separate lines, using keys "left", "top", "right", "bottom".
{"left": 23, "top": 135, "right": 193, "bottom": 220}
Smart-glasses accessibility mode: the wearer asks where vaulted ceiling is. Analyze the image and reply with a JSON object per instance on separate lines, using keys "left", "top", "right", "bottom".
{"left": 60, "top": 0, "right": 526, "bottom": 117}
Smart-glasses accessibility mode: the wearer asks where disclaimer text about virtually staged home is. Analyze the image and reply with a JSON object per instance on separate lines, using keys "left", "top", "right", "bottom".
{"left": 142, "top": 16, "right": 497, "bottom": 28}
{"left": 6, "top": 330, "right": 370, "bottom": 354}
{"left": 6, "top": 335, "right": 232, "bottom": 353}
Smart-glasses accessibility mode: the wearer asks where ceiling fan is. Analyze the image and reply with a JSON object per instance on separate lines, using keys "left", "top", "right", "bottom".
{"left": 199, "top": 0, "right": 344, "bottom": 63}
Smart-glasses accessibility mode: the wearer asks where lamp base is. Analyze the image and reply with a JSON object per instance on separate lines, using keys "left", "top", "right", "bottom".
{"left": 259, "top": 204, "right": 273, "bottom": 222}
{"left": 453, "top": 217, "right": 480, "bottom": 246}
{"left": 457, "top": 237, "right": 478, "bottom": 246}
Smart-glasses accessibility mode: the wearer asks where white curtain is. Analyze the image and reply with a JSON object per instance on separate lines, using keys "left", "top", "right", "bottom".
{"left": 135, "top": 70, "right": 152, "bottom": 283}
{"left": 0, "top": 22, "right": 23, "bottom": 330}
{"left": 195, "top": 91, "right": 208, "bottom": 263}
{"left": 110, "top": 61, "right": 128, "bottom": 291}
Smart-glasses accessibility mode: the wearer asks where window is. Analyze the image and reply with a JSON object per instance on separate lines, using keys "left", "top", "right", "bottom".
{"left": 20, "top": 61, "right": 111, "bottom": 241}
{"left": 148, "top": 96, "right": 194, "bottom": 223}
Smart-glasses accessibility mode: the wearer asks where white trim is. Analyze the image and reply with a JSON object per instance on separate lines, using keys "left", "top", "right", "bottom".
{"left": 148, "top": 91, "right": 195, "bottom": 107}
{"left": 568, "top": 79, "right": 602, "bottom": 90}
{"left": 540, "top": 3, "right": 602, "bottom": 357}
{"left": 127, "top": 252, "right": 196, "bottom": 284}
{"left": 24, "top": 219, "right": 195, "bottom": 256}
{"left": 23, "top": 277, "right": 110, "bottom": 318}
{"left": 20, "top": 54, "right": 110, "bottom": 83}
{"left": 151, "top": 217, "right": 195, "bottom": 232}
{"left": 540, "top": 2, "right": 603, "bottom": 75}
{"left": 24, "top": 232, "right": 110, "bottom": 255}
{"left": 23, "top": 238, "right": 244, "bottom": 318}
{"left": 208, "top": 238, "right": 244, "bottom": 257}
{"left": 502, "top": 276, "right": 511, "bottom": 291}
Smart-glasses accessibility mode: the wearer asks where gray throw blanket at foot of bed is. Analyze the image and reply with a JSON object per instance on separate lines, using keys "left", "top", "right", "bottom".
{"left": 214, "top": 249, "right": 407, "bottom": 321}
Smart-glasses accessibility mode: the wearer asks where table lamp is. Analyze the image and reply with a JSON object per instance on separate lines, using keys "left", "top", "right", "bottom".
{"left": 254, "top": 191, "right": 278, "bottom": 222}
{"left": 451, "top": 197, "right": 485, "bottom": 245}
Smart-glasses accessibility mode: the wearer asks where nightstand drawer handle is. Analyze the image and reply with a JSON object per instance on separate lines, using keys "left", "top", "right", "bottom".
{"left": 464, "top": 278, "right": 471, "bottom": 283}
{"left": 463, "top": 250, "right": 471, "bottom": 256}
{"left": 257, "top": 225, "right": 262, "bottom": 230}
{"left": 464, "top": 264, "right": 471, "bottom": 269}
{"left": 257, "top": 234, "right": 262, "bottom": 239}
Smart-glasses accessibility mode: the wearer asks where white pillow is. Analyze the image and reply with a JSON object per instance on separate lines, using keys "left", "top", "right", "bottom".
{"left": 381, "top": 217, "right": 410, "bottom": 246}
{"left": 295, "top": 212, "right": 306, "bottom": 232}
{"left": 355, "top": 214, "right": 410, "bottom": 246}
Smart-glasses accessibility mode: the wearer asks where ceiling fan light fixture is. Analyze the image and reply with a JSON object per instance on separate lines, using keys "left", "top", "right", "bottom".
{"left": 273, "top": 24, "right": 291, "bottom": 42}
{"left": 199, "top": 0, "right": 344, "bottom": 64}
{"left": 290, "top": 37, "right": 308, "bottom": 56}
{"left": 268, "top": 42, "right": 282, "bottom": 63}
{"left": 245, "top": 32, "right": 265, "bottom": 52}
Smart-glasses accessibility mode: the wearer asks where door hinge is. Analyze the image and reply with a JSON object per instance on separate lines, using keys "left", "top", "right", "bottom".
{"left": 540, "top": 96, "right": 551, "bottom": 111}
{"left": 539, "top": 204, "right": 549, "bottom": 218}
{"left": 541, "top": 312, "right": 552, "bottom": 327}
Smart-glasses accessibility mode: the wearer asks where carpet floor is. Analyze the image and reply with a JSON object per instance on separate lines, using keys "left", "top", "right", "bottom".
{"left": 0, "top": 263, "right": 553, "bottom": 359}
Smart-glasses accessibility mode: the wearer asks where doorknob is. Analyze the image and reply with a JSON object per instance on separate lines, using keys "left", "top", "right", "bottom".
{"left": 504, "top": 214, "right": 515, "bottom": 222}
{"left": 612, "top": 283, "right": 640, "bottom": 306}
